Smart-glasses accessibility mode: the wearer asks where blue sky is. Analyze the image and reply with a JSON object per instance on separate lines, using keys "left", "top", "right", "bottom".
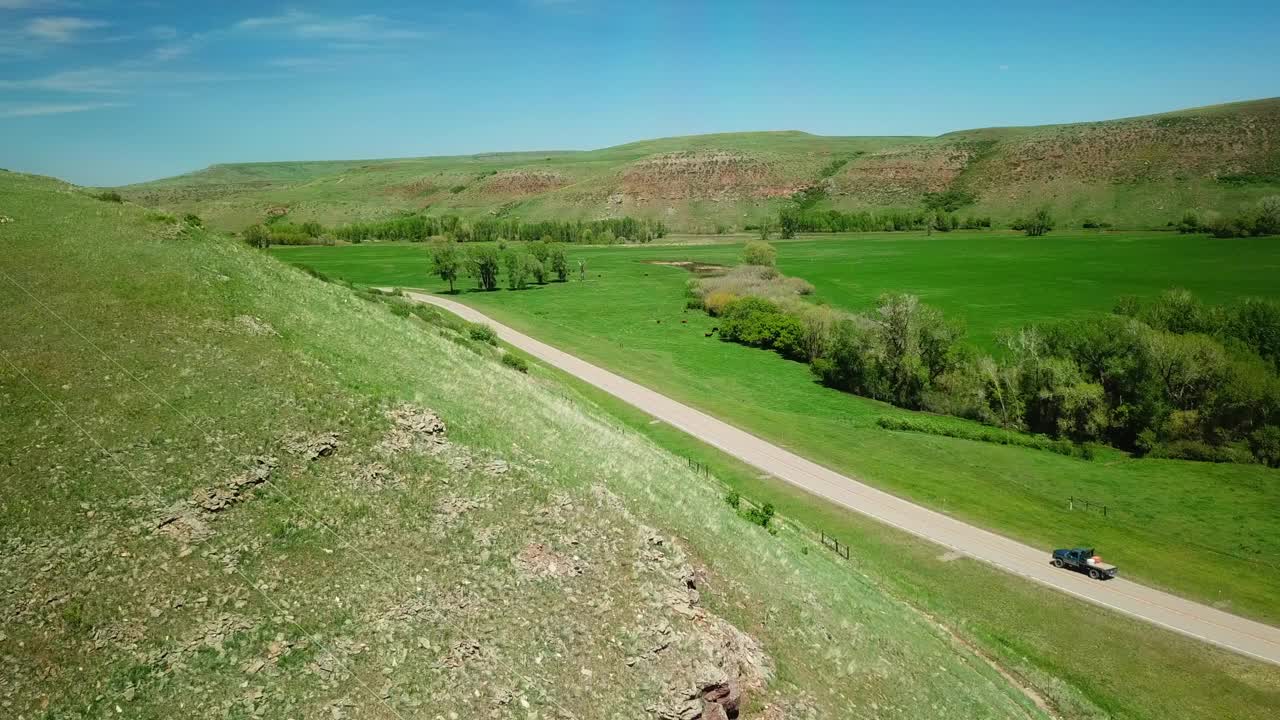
{"left": 0, "top": 1, "right": 1277, "bottom": 186}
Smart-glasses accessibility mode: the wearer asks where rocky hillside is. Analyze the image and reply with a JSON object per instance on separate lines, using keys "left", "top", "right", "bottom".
{"left": 118, "top": 98, "right": 1280, "bottom": 233}
{"left": 0, "top": 170, "right": 1047, "bottom": 718}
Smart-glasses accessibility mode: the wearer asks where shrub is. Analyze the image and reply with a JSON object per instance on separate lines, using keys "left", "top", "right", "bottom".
{"left": 718, "top": 296, "right": 808, "bottom": 360}
{"left": 1015, "top": 207, "right": 1054, "bottom": 236}
{"left": 685, "top": 297, "right": 704, "bottom": 311}
{"left": 743, "top": 502, "right": 775, "bottom": 528}
{"left": 95, "top": 191, "right": 123, "bottom": 203}
{"left": 467, "top": 322, "right": 498, "bottom": 345}
{"left": 742, "top": 240, "right": 777, "bottom": 267}
{"left": 183, "top": 213, "right": 203, "bottom": 227}
{"left": 703, "top": 291, "right": 738, "bottom": 317}
{"left": 1250, "top": 425, "right": 1280, "bottom": 467}
{"left": 724, "top": 491, "right": 740, "bottom": 510}
{"left": 1258, "top": 195, "right": 1280, "bottom": 236}
{"left": 501, "top": 351, "right": 529, "bottom": 373}
{"left": 876, "top": 416, "right": 1087, "bottom": 458}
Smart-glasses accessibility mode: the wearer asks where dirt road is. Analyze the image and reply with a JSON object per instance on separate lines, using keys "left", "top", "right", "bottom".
{"left": 401, "top": 290, "right": 1280, "bottom": 666}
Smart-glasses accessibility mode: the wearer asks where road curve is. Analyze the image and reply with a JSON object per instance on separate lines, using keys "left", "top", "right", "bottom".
{"left": 400, "top": 290, "right": 1280, "bottom": 666}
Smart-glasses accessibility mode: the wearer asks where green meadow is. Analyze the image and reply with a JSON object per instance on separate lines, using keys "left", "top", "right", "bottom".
{"left": 273, "top": 230, "right": 1280, "bottom": 623}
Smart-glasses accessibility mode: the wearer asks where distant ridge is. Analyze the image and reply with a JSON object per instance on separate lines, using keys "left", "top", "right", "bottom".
{"left": 122, "top": 97, "right": 1280, "bottom": 232}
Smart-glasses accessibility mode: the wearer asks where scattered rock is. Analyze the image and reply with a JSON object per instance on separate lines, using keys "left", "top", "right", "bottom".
{"left": 155, "top": 505, "right": 214, "bottom": 543}
{"left": 193, "top": 456, "right": 275, "bottom": 512}
{"left": 441, "top": 638, "right": 488, "bottom": 669}
{"left": 352, "top": 462, "right": 399, "bottom": 490}
{"left": 380, "top": 405, "right": 447, "bottom": 455}
{"left": 512, "top": 542, "right": 581, "bottom": 579}
{"left": 283, "top": 431, "right": 339, "bottom": 461}
{"left": 0, "top": 215, "right": 14, "bottom": 224}
{"left": 434, "top": 494, "right": 482, "bottom": 529}
{"left": 152, "top": 457, "right": 275, "bottom": 543}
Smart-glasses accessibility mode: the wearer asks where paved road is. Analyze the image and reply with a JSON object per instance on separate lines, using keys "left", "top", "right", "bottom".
{"left": 401, "top": 290, "right": 1280, "bottom": 666}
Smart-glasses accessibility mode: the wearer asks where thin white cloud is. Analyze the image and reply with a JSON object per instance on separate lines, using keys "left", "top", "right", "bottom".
{"left": 237, "top": 11, "right": 427, "bottom": 42}
{"left": 148, "top": 37, "right": 195, "bottom": 62}
{"left": 0, "top": 0, "right": 58, "bottom": 9}
{"left": 236, "top": 10, "right": 310, "bottom": 30}
{"left": 25, "top": 16, "right": 107, "bottom": 43}
{"left": 0, "top": 67, "right": 237, "bottom": 93}
{"left": 0, "top": 101, "right": 124, "bottom": 118}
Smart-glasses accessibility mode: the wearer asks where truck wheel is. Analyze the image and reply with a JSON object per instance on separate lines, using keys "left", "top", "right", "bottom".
{"left": 1052, "top": 559, "right": 1064, "bottom": 568}
{"left": 1088, "top": 568, "right": 1100, "bottom": 580}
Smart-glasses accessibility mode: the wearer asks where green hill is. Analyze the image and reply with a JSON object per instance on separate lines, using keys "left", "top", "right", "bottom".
{"left": 1, "top": 169, "right": 1057, "bottom": 717}
{"left": 119, "top": 98, "right": 1280, "bottom": 233}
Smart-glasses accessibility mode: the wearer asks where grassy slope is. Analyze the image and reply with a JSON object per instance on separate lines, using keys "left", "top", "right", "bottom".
{"left": 270, "top": 234, "right": 1280, "bottom": 624}
{"left": 1, "top": 172, "right": 1056, "bottom": 718}
{"left": 529, "top": 345, "right": 1280, "bottom": 720}
{"left": 121, "top": 98, "right": 1280, "bottom": 233}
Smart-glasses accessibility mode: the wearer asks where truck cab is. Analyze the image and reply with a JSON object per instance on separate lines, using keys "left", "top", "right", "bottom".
{"left": 1051, "top": 547, "right": 1118, "bottom": 580}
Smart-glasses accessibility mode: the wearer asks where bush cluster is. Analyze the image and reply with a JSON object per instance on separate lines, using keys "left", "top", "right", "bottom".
{"left": 876, "top": 416, "right": 1085, "bottom": 458}
{"left": 697, "top": 270, "right": 1280, "bottom": 466}
{"left": 1174, "top": 196, "right": 1280, "bottom": 238}
{"left": 501, "top": 352, "right": 529, "bottom": 373}
{"left": 467, "top": 323, "right": 497, "bottom": 345}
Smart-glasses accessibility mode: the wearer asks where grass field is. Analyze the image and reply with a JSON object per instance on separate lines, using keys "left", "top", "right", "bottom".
{"left": 272, "top": 231, "right": 1280, "bottom": 624}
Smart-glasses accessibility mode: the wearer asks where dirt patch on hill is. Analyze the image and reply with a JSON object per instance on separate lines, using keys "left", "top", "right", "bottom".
{"left": 621, "top": 151, "right": 804, "bottom": 201}
{"left": 473, "top": 170, "right": 570, "bottom": 198}
{"left": 832, "top": 144, "right": 976, "bottom": 204}
{"left": 385, "top": 177, "right": 441, "bottom": 199}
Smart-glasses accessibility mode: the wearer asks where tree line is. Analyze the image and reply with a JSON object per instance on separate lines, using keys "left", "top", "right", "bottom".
{"left": 696, "top": 244, "right": 1280, "bottom": 468}
{"left": 429, "top": 239, "right": 571, "bottom": 292}
{"left": 242, "top": 213, "right": 666, "bottom": 247}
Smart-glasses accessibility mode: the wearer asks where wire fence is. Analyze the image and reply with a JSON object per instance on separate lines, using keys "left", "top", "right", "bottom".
{"left": 688, "top": 456, "right": 852, "bottom": 562}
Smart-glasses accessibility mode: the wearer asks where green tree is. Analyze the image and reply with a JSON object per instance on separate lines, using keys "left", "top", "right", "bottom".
{"left": 466, "top": 244, "right": 500, "bottom": 291}
{"left": 430, "top": 241, "right": 461, "bottom": 292}
{"left": 243, "top": 224, "right": 270, "bottom": 249}
{"left": 742, "top": 240, "right": 777, "bottom": 267}
{"left": 529, "top": 239, "right": 551, "bottom": 263}
{"left": 547, "top": 243, "right": 569, "bottom": 282}
{"left": 778, "top": 206, "right": 800, "bottom": 239}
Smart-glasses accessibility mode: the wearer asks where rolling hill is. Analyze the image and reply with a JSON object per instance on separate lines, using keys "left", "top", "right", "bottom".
{"left": 119, "top": 97, "right": 1280, "bottom": 233}
{"left": 1, "top": 169, "right": 1058, "bottom": 718}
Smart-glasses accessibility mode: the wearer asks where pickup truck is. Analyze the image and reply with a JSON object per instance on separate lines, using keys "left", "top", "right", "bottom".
{"left": 1051, "top": 547, "right": 1117, "bottom": 580}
